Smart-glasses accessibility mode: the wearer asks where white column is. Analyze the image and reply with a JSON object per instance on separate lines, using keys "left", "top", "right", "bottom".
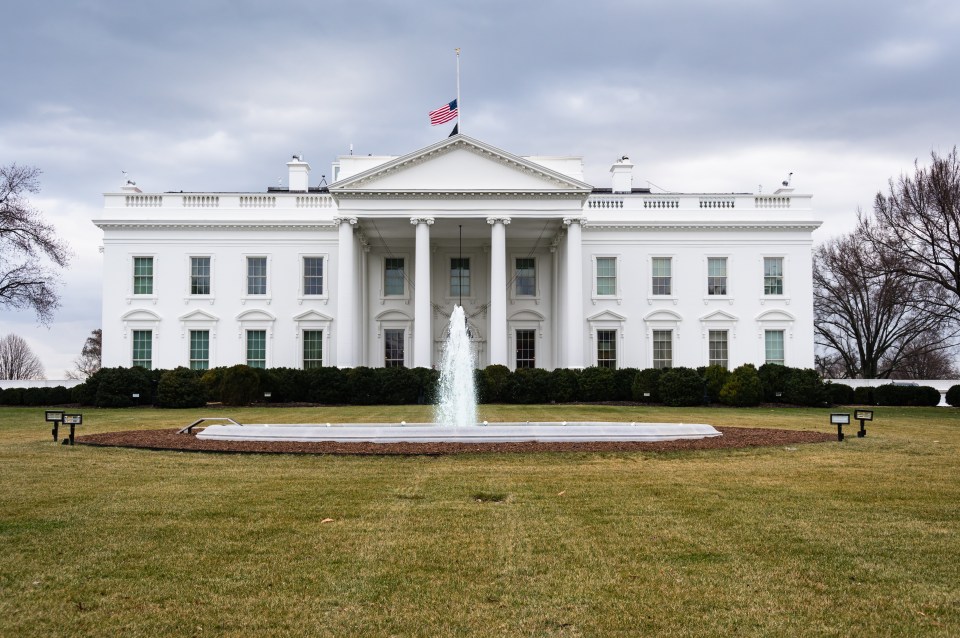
{"left": 487, "top": 216, "right": 510, "bottom": 366}
{"left": 563, "top": 217, "right": 585, "bottom": 368}
{"left": 412, "top": 216, "right": 434, "bottom": 368}
{"left": 335, "top": 216, "right": 358, "bottom": 367}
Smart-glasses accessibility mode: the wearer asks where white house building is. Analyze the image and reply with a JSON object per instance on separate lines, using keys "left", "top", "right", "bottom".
{"left": 95, "top": 135, "right": 821, "bottom": 372}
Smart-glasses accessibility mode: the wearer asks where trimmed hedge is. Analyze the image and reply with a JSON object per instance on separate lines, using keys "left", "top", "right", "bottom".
{"left": 946, "top": 385, "right": 960, "bottom": 408}
{"left": 853, "top": 386, "right": 875, "bottom": 405}
{"left": 657, "top": 367, "right": 704, "bottom": 407}
{"left": 826, "top": 382, "right": 855, "bottom": 405}
{"left": 873, "top": 384, "right": 941, "bottom": 407}
{"left": 157, "top": 367, "right": 206, "bottom": 408}
{"left": 783, "top": 368, "right": 828, "bottom": 407}
{"left": 0, "top": 385, "right": 72, "bottom": 406}
{"left": 632, "top": 368, "right": 662, "bottom": 403}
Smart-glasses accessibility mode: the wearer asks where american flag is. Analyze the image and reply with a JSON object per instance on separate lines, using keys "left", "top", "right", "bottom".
{"left": 428, "top": 99, "right": 458, "bottom": 126}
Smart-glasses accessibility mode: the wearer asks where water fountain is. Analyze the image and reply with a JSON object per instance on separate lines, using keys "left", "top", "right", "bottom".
{"left": 197, "top": 306, "right": 721, "bottom": 444}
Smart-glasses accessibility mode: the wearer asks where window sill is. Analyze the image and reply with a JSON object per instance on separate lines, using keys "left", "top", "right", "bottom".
{"left": 702, "top": 296, "right": 735, "bottom": 305}
{"left": 126, "top": 295, "right": 158, "bottom": 305}
{"left": 591, "top": 295, "right": 622, "bottom": 305}
{"left": 759, "top": 296, "right": 791, "bottom": 305}
{"left": 646, "top": 296, "right": 678, "bottom": 305}
{"left": 184, "top": 296, "right": 215, "bottom": 305}
{"left": 297, "top": 295, "right": 329, "bottom": 305}
{"left": 241, "top": 296, "right": 272, "bottom": 305}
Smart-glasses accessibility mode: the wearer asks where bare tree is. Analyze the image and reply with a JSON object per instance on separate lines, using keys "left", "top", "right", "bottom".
{"left": 884, "top": 335, "right": 959, "bottom": 380}
{"left": 0, "top": 334, "right": 45, "bottom": 380}
{"left": 864, "top": 147, "right": 960, "bottom": 326}
{"left": 0, "top": 164, "right": 71, "bottom": 324}
{"left": 813, "top": 227, "right": 955, "bottom": 378}
{"left": 66, "top": 328, "right": 102, "bottom": 379}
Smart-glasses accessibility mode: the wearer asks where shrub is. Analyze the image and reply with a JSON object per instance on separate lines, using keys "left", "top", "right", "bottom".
{"left": 946, "top": 384, "right": 960, "bottom": 407}
{"left": 376, "top": 367, "right": 420, "bottom": 404}
{"left": 579, "top": 366, "right": 616, "bottom": 402}
{"left": 853, "top": 386, "right": 875, "bottom": 405}
{"left": 719, "top": 364, "right": 764, "bottom": 407}
{"left": 758, "top": 363, "right": 792, "bottom": 402}
{"left": 306, "top": 367, "right": 347, "bottom": 404}
{"left": 93, "top": 366, "right": 155, "bottom": 408}
{"left": 612, "top": 368, "right": 639, "bottom": 401}
{"left": 411, "top": 367, "right": 440, "bottom": 405}
{"left": 826, "top": 382, "right": 855, "bottom": 405}
{"left": 200, "top": 367, "right": 226, "bottom": 403}
{"left": 548, "top": 368, "right": 579, "bottom": 403}
{"left": 632, "top": 368, "right": 662, "bottom": 403}
{"left": 478, "top": 365, "right": 512, "bottom": 404}
{"left": 873, "top": 384, "right": 941, "bottom": 407}
{"left": 220, "top": 365, "right": 261, "bottom": 406}
{"left": 270, "top": 367, "right": 310, "bottom": 403}
{"left": 71, "top": 378, "right": 97, "bottom": 406}
{"left": 783, "top": 368, "right": 828, "bottom": 406}
{"left": 0, "top": 388, "right": 24, "bottom": 405}
{"left": 657, "top": 367, "right": 704, "bottom": 407}
{"left": 701, "top": 365, "right": 730, "bottom": 403}
{"left": 346, "top": 367, "right": 380, "bottom": 405}
{"left": 157, "top": 367, "right": 207, "bottom": 408}
{"left": 510, "top": 367, "right": 551, "bottom": 404}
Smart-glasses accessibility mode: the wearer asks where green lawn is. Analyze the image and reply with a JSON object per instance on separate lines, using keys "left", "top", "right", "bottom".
{"left": 1, "top": 405, "right": 958, "bottom": 637}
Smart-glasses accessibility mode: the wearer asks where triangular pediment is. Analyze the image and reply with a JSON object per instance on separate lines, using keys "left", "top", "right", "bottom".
{"left": 330, "top": 135, "right": 592, "bottom": 197}
{"left": 700, "top": 310, "right": 739, "bottom": 323}
{"left": 179, "top": 309, "right": 219, "bottom": 322}
{"left": 587, "top": 310, "right": 627, "bottom": 322}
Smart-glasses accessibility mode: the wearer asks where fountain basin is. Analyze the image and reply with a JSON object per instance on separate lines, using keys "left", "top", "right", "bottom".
{"left": 196, "top": 422, "right": 721, "bottom": 444}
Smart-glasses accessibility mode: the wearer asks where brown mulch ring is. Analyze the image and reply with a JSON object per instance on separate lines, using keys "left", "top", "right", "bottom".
{"left": 76, "top": 426, "right": 834, "bottom": 456}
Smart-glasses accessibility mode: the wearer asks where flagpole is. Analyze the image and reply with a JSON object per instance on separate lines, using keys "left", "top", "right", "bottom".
{"left": 455, "top": 48, "right": 461, "bottom": 134}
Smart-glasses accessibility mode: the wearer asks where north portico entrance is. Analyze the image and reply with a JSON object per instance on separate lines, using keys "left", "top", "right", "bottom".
{"left": 327, "top": 135, "right": 592, "bottom": 370}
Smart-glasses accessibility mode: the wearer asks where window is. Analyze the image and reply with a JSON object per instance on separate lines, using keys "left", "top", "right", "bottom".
{"left": 764, "top": 257, "right": 784, "bottom": 295}
{"left": 653, "top": 330, "right": 672, "bottom": 369}
{"left": 247, "top": 257, "right": 267, "bottom": 295}
{"left": 133, "top": 257, "right": 153, "bottom": 295}
{"left": 190, "top": 330, "right": 209, "bottom": 370}
{"left": 190, "top": 257, "right": 210, "bottom": 295}
{"left": 516, "top": 329, "right": 536, "bottom": 368}
{"left": 515, "top": 258, "right": 536, "bottom": 296}
{"left": 384, "top": 258, "right": 405, "bottom": 296}
{"left": 707, "top": 257, "right": 727, "bottom": 296}
{"left": 597, "top": 329, "right": 617, "bottom": 368}
{"left": 450, "top": 258, "right": 470, "bottom": 297}
{"left": 765, "top": 330, "right": 785, "bottom": 365}
{"left": 246, "top": 330, "right": 266, "bottom": 368}
{"left": 303, "top": 257, "right": 324, "bottom": 295}
{"left": 132, "top": 330, "right": 152, "bottom": 369}
{"left": 303, "top": 330, "right": 323, "bottom": 369}
{"left": 709, "top": 330, "right": 728, "bottom": 369}
{"left": 596, "top": 257, "right": 616, "bottom": 296}
{"left": 384, "top": 328, "right": 405, "bottom": 367}
{"left": 652, "top": 257, "right": 672, "bottom": 295}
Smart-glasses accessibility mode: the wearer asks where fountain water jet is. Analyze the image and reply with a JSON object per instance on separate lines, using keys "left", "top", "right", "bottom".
{"left": 197, "top": 305, "right": 721, "bottom": 443}
{"left": 435, "top": 305, "right": 477, "bottom": 427}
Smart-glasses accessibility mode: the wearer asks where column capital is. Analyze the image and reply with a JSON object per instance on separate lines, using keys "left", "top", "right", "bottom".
{"left": 563, "top": 217, "right": 586, "bottom": 227}
{"left": 410, "top": 216, "right": 435, "bottom": 225}
{"left": 333, "top": 215, "right": 358, "bottom": 226}
{"left": 486, "top": 216, "right": 512, "bottom": 225}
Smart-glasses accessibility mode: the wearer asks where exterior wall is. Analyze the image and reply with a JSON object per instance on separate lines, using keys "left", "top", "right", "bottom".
{"left": 95, "top": 137, "right": 820, "bottom": 372}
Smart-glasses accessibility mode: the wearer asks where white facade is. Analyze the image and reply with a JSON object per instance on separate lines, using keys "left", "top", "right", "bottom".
{"left": 95, "top": 135, "right": 820, "bottom": 371}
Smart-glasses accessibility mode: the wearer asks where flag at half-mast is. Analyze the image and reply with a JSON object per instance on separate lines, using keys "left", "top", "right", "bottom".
{"left": 429, "top": 99, "right": 458, "bottom": 125}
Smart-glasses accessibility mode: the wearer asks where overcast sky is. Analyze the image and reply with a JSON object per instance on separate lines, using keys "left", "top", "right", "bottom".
{"left": 2, "top": 0, "right": 958, "bottom": 378}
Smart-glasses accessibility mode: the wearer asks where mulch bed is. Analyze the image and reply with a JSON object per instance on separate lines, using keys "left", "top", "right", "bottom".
{"left": 76, "top": 426, "right": 834, "bottom": 456}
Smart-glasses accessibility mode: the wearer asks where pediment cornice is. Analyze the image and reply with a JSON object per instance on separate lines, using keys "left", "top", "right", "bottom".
{"left": 329, "top": 135, "right": 592, "bottom": 198}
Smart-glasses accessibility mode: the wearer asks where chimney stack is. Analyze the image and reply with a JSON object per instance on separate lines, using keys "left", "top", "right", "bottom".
{"left": 610, "top": 156, "right": 633, "bottom": 193}
{"left": 286, "top": 155, "right": 311, "bottom": 192}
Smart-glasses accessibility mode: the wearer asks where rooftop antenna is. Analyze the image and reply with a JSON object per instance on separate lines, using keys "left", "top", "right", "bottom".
{"left": 349, "top": 143, "right": 353, "bottom": 156}
{"left": 319, "top": 175, "right": 327, "bottom": 186}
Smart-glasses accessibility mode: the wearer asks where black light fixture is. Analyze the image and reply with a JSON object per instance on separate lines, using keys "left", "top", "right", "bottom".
{"left": 830, "top": 413, "right": 850, "bottom": 441}
{"left": 854, "top": 409, "right": 874, "bottom": 438}
{"left": 62, "top": 413, "right": 83, "bottom": 446}
{"left": 45, "top": 410, "right": 65, "bottom": 442}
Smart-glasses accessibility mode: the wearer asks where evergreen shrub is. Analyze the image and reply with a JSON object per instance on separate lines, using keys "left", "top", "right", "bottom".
{"left": 632, "top": 368, "right": 662, "bottom": 403}
{"left": 758, "top": 363, "right": 792, "bottom": 402}
{"left": 346, "top": 366, "right": 380, "bottom": 405}
{"left": 200, "top": 367, "right": 226, "bottom": 403}
{"left": 945, "top": 385, "right": 960, "bottom": 407}
{"left": 783, "top": 368, "right": 828, "bottom": 406}
{"left": 376, "top": 367, "right": 420, "bottom": 404}
{"left": 701, "top": 365, "right": 731, "bottom": 403}
{"left": 873, "top": 384, "right": 941, "bottom": 407}
{"left": 579, "top": 366, "right": 616, "bottom": 402}
{"left": 853, "top": 386, "right": 875, "bottom": 405}
{"left": 411, "top": 367, "right": 440, "bottom": 405}
{"left": 92, "top": 367, "right": 155, "bottom": 407}
{"left": 657, "top": 367, "right": 704, "bottom": 407}
{"left": 826, "top": 382, "right": 855, "bottom": 405}
{"left": 478, "top": 365, "right": 512, "bottom": 404}
{"left": 510, "top": 367, "right": 551, "bottom": 404}
{"left": 548, "top": 368, "right": 579, "bottom": 403}
{"left": 220, "top": 365, "right": 260, "bottom": 406}
{"left": 612, "top": 368, "right": 639, "bottom": 401}
{"left": 157, "top": 367, "right": 207, "bottom": 408}
{"left": 719, "top": 364, "right": 764, "bottom": 407}
{"left": 306, "top": 367, "right": 347, "bottom": 404}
